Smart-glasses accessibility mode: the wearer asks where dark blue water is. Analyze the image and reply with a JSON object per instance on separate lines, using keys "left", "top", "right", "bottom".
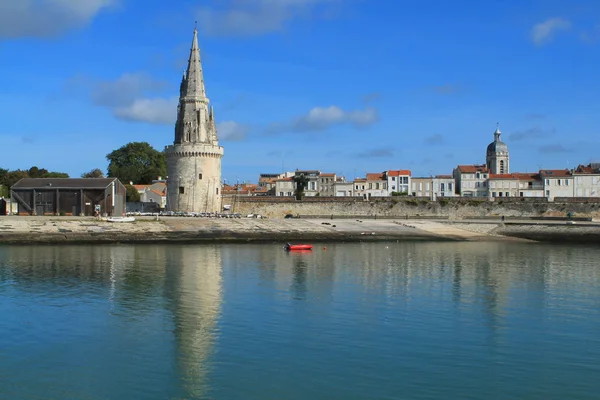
{"left": 1, "top": 242, "right": 599, "bottom": 399}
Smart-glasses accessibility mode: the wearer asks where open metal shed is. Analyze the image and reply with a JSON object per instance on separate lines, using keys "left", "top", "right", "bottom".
{"left": 10, "top": 178, "right": 126, "bottom": 216}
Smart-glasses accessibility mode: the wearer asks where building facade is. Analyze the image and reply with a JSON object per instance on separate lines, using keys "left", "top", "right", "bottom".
{"left": 514, "top": 173, "right": 544, "bottom": 197}
{"left": 387, "top": 170, "right": 411, "bottom": 195}
{"left": 540, "top": 169, "right": 573, "bottom": 200}
{"left": 165, "top": 28, "right": 224, "bottom": 213}
{"left": 275, "top": 177, "right": 294, "bottom": 197}
{"left": 488, "top": 174, "right": 519, "bottom": 197}
{"left": 10, "top": 178, "right": 126, "bottom": 216}
{"left": 411, "top": 177, "right": 432, "bottom": 197}
{"left": 432, "top": 175, "right": 456, "bottom": 197}
{"left": 453, "top": 165, "right": 489, "bottom": 197}
{"left": 574, "top": 163, "right": 600, "bottom": 197}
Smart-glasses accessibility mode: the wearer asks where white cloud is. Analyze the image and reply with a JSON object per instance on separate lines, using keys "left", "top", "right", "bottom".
{"left": 531, "top": 17, "right": 571, "bottom": 46}
{"left": 114, "top": 97, "right": 177, "bottom": 125}
{"left": 217, "top": 121, "right": 249, "bottom": 141}
{"left": 266, "top": 105, "right": 378, "bottom": 134}
{"left": 196, "top": 0, "right": 338, "bottom": 37}
{"left": 67, "top": 72, "right": 176, "bottom": 125}
{"left": 0, "top": 0, "right": 116, "bottom": 38}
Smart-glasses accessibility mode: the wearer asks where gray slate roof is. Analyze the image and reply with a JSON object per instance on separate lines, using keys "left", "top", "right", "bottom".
{"left": 12, "top": 178, "right": 120, "bottom": 190}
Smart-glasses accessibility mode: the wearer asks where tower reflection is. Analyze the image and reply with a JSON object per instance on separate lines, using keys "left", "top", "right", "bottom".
{"left": 163, "top": 245, "right": 222, "bottom": 399}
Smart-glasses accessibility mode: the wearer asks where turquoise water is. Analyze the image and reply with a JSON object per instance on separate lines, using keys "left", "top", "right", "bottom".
{"left": 1, "top": 242, "right": 600, "bottom": 399}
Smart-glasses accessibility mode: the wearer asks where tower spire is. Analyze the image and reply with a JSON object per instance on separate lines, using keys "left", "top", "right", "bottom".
{"left": 494, "top": 122, "right": 501, "bottom": 141}
{"left": 183, "top": 24, "right": 207, "bottom": 100}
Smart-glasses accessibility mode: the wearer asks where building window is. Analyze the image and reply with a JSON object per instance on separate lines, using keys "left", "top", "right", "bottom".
{"left": 558, "top": 179, "right": 561, "bottom": 186}
{"left": 441, "top": 183, "right": 445, "bottom": 192}
{"left": 179, "top": 187, "right": 185, "bottom": 194}
{"left": 376, "top": 183, "right": 380, "bottom": 189}
{"left": 499, "top": 160, "right": 505, "bottom": 174}
{"left": 492, "top": 192, "right": 496, "bottom": 197}
{"left": 369, "top": 183, "right": 373, "bottom": 189}
{"left": 216, "top": 188, "right": 219, "bottom": 195}
{"left": 449, "top": 183, "right": 453, "bottom": 191}
{"left": 546, "top": 190, "right": 550, "bottom": 197}
{"left": 383, "top": 183, "right": 387, "bottom": 189}
{"left": 546, "top": 179, "right": 550, "bottom": 185}
{"left": 506, "top": 192, "right": 510, "bottom": 197}
{"left": 476, "top": 173, "right": 480, "bottom": 179}
{"left": 392, "top": 177, "right": 396, "bottom": 181}
{"left": 520, "top": 192, "right": 524, "bottom": 197}
{"left": 199, "top": 173, "right": 203, "bottom": 180}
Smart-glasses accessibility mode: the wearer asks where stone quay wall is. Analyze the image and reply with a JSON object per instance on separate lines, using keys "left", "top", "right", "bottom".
{"left": 223, "top": 196, "right": 600, "bottom": 220}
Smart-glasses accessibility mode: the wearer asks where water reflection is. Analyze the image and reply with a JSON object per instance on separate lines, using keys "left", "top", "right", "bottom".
{"left": 1, "top": 242, "right": 600, "bottom": 400}
{"left": 0, "top": 245, "right": 222, "bottom": 400}
{"left": 164, "top": 245, "right": 222, "bottom": 399}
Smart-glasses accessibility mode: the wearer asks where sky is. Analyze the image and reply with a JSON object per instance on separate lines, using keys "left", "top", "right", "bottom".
{"left": 1, "top": 0, "right": 599, "bottom": 183}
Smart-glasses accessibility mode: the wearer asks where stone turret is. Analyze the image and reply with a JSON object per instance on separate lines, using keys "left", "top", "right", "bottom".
{"left": 165, "top": 26, "right": 224, "bottom": 213}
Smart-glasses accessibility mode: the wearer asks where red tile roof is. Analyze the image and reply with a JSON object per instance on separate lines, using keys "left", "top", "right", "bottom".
{"left": 512, "top": 173, "right": 540, "bottom": 181}
{"left": 457, "top": 165, "right": 488, "bottom": 173}
{"left": 488, "top": 174, "right": 517, "bottom": 180}
{"left": 387, "top": 169, "right": 412, "bottom": 177}
{"left": 435, "top": 175, "right": 453, "bottom": 179}
{"left": 151, "top": 189, "right": 166, "bottom": 196}
{"left": 366, "top": 173, "right": 386, "bottom": 181}
{"left": 133, "top": 184, "right": 149, "bottom": 190}
{"left": 320, "top": 173, "right": 335, "bottom": 177}
{"left": 539, "top": 169, "right": 571, "bottom": 177}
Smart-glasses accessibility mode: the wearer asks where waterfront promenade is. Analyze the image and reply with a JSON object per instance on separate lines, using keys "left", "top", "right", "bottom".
{"left": 1, "top": 216, "right": 600, "bottom": 244}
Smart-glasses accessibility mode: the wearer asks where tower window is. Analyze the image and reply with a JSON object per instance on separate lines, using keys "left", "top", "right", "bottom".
{"left": 199, "top": 173, "right": 203, "bottom": 180}
{"left": 179, "top": 187, "right": 185, "bottom": 194}
{"left": 499, "top": 160, "right": 505, "bottom": 174}
{"left": 216, "top": 188, "right": 219, "bottom": 195}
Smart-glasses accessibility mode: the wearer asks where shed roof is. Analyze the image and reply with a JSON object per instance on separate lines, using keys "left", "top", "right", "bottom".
{"left": 12, "top": 178, "right": 121, "bottom": 190}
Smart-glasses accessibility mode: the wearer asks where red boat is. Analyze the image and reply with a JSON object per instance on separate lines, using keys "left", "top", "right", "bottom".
{"left": 284, "top": 243, "right": 313, "bottom": 251}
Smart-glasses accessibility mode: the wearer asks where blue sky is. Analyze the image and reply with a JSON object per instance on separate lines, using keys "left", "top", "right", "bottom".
{"left": 1, "top": 0, "right": 599, "bottom": 182}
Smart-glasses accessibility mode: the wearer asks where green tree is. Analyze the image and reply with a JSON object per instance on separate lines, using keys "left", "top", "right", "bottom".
{"left": 125, "top": 184, "right": 141, "bottom": 202}
{"left": 107, "top": 142, "right": 166, "bottom": 185}
{"left": 293, "top": 174, "right": 309, "bottom": 200}
{"left": 81, "top": 168, "right": 105, "bottom": 178}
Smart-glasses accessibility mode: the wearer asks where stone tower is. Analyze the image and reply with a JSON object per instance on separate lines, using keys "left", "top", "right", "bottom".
{"left": 486, "top": 124, "right": 509, "bottom": 174}
{"left": 166, "top": 27, "right": 224, "bottom": 213}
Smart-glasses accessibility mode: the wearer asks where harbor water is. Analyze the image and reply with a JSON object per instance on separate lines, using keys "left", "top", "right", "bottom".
{"left": 1, "top": 242, "right": 599, "bottom": 399}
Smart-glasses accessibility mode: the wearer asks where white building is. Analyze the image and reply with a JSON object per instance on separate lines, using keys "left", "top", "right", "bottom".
{"left": 514, "top": 173, "right": 544, "bottom": 197}
{"left": 453, "top": 165, "right": 489, "bottom": 197}
{"left": 365, "top": 173, "right": 388, "bottom": 198}
{"left": 353, "top": 178, "right": 367, "bottom": 199}
{"left": 540, "top": 169, "right": 573, "bottom": 200}
{"left": 487, "top": 174, "right": 519, "bottom": 198}
{"left": 432, "top": 175, "right": 456, "bottom": 197}
{"left": 573, "top": 163, "right": 600, "bottom": 197}
{"left": 275, "top": 177, "right": 294, "bottom": 197}
{"left": 387, "top": 170, "right": 411, "bottom": 195}
{"left": 334, "top": 181, "right": 354, "bottom": 196}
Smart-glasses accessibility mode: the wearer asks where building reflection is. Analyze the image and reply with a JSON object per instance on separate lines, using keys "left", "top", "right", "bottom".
{"left": 163, "top": 245, "right": 222, "bottom": 399}
{"left": 0, "top": 244, "right": 222, "bottom": 399}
